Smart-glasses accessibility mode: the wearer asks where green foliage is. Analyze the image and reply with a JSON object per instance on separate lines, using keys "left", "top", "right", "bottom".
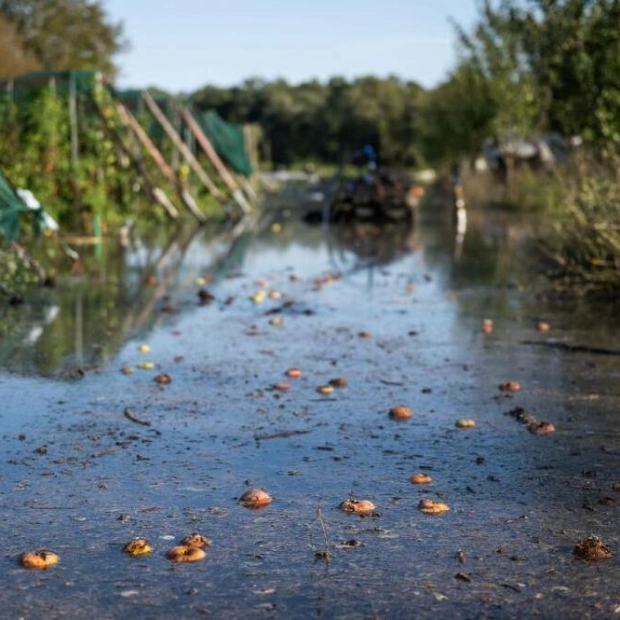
{"left": 192, "top": 76, "right": 425, "bottom": 168}
{"left": 0, "top": 79, "right": 154, "bottom": 231}
{"left": 0, "top": 0, "right": 127, "bottom": 79}
{"left": 541, "top": 156, "right": 620, "bottom": 295}
{"left": 443, "top": 0, "right": 620, "bottom": 154}
{"left": 0, "top": 13, "right": 40, "bottom": 77}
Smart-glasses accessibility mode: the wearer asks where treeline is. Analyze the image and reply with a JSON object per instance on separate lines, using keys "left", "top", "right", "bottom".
{"left": 192, "top": 77, "right": 424, "bottom": 168}
{"left": 2, "top": 0, "right": 620, "bottom": 170}
{"left": 0, "top": 0, "right": 125, "bottom": 79}
{"left": 191, "top": 1, "right": 620, "bottom": 169}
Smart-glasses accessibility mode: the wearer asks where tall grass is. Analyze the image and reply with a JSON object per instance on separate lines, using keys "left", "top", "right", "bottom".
{"left": 539, "top": 153, "right": 620, "bottom": 296}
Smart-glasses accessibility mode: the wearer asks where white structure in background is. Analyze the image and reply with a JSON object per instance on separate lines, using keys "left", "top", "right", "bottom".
{"left": 16, "top": 188, "right": 59, "bottom": 232}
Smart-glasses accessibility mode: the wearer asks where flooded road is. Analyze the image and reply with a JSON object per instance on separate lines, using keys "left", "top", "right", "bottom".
{"left": 1, "top": 191, "right": 620, "bottom": 619}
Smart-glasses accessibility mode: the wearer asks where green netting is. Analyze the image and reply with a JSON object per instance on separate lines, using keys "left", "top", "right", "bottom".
{"left": 199, "top": 111, "right": 253, "bottom": 176}
{"left": 0, "top": 70, "right": 102, "bottom": 102}
{"left": 0, "top": 168, "right": 43, "bottom": 241}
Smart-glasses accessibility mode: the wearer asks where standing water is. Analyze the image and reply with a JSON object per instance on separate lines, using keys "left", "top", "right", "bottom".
{"left": 1, "top": 189, "right": 619, "bottom": 619}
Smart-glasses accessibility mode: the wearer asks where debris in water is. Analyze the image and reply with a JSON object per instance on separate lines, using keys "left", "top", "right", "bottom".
{"left": 418, "top": 499, "right": 450, "bottom": 515}
{"left": 19, "top": 550, "right": 60, "bottom": 569}
{"left": 339, "top": 499, "right": 376, "bottom": 514}
{"left": 573, "top": 536, "right": 612, "bottom": 561}
{"left": 240, "top": 488, "right": 273, "bottom": 509}
{"left": 527, "top": 421, "right": 555, "bottom": 435}
{"left": 120, "top": 366, "right": 135, "bottom": 375}
{"left": 498, "top": 382, "right": 520, "bottom": 392}
{"left": 179, "top": 533, "right": 212, "bottom": 548}
{"left": 166, "top": 546, "right": 206, "bottom": 563}
{"left": 410, "top": 473, "right": 433, "bottom": 485}
{"left": 389, "top": 405, "right": 413, "bottom": 420}
{"left": 251, "top": 290, "right": 267, "bottom": 303}
{"left": 455, "top": 419, "right": 476, "bottom": 429}
{"left": 122, "top": 538, "right": 153, "bottom": 556}
{"left": 507, "top": 407, "right": 555, "bottom": 435}
{"left": 482, "top": 318, "right": 494, "bottom": 334}
{"left": 124, "top": 407, "right": 152, "bottom": 427}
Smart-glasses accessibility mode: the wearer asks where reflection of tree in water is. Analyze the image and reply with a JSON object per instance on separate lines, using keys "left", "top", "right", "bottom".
{"left": 0, "top": 219, "right": 254, "bottom": 377}
{"left": 326, "top": 218, "right": 418, "bottom": 270}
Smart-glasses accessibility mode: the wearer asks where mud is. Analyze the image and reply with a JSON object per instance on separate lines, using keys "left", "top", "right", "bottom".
{"left": 1, "top": 201, "right": 620, "bottom": 619}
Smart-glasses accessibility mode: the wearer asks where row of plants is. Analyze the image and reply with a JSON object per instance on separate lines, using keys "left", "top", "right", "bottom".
{"left": 0, "top": 79, "right": 229, "bottom": 237}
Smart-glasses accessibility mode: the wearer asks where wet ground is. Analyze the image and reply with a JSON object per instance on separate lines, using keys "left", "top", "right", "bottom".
{"left": 1, "top": 191, "right": 620, "bottom": 619}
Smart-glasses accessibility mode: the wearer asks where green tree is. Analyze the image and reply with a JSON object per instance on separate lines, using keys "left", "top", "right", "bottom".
{"left": 0, "top": 0, "right": 127, "bottom": 78}
{"left": 0, "top": 13, "right": 40, "bottom": 77}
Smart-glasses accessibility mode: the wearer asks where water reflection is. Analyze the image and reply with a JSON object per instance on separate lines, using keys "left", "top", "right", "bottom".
{"left": 3, "top": 185, "right": 620, "bottom": 378}
{"left": 0, "top": 220, "right": 255, "bottom": 377}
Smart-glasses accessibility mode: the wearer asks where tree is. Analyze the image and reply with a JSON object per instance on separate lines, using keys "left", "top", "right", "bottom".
{"left": 0, "top": 0, "right": 127, "bottom": 78}
{"left": 454, "top": 0, "right": 620, "bottom": 148}
{"left": 0, "top": 13, "right": 40, "bottom": 77}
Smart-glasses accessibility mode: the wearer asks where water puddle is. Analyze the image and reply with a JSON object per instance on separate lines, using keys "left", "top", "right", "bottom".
{"left": 1, "top": 189, "right": 619, "bottom": 618}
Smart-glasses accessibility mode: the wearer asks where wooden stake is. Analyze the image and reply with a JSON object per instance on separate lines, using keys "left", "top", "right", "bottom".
{"left": 142, "top": 92, "right": 225, "bottom": 203}
{"left": 91, "top": 96, "right": 179, "bottom": 220}
{"left": 116, "top": 101, "right": 206, "bottom": 223}
{"left": 178, "top": 105, "right": 252, "bottom": 214}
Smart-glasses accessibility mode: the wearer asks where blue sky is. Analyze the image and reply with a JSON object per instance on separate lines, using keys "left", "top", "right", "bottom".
{"left": 104, "top": 0, "right": 479, "bottom": 93}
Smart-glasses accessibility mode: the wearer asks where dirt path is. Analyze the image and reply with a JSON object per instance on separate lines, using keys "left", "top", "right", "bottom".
{"left": 1, "top": 210, "right": 620, "bottom": 619}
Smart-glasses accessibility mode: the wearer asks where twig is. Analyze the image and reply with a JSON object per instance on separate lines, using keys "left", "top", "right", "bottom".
{"left": 521, "top": 340, "right": 620, "bottom": 356}
{"left": 316, "top": 503, "right": 331, "bottom": 562}
{"left": 123, "top": 407, "right": 151, "bottom": 426}
{"left": 378, "top": 378, "right": 405, "bottom": 386}
{"left": 254, "top": 429, "right": 311, "bottom": 441}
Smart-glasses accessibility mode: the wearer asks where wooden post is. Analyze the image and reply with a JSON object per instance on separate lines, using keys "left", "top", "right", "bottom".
{"left": 178, "top": 105, "right": 252, "bottom": 214}
{"left": 116, "top": 101, "right": 206, "bottom": 223}
{"left": 69, "top": 72, "right": 79, "bottom": 171}
{"left": 91, "top": 96, "right": 179, "bottom": 220}
{"left": 142, "top": 91, "right": 225, "bottom": 203}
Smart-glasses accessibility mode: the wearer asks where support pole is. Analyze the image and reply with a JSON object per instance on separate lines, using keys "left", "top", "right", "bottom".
{"left": 92, "top": 97, "right": 179, "bottom": 220}
{"left": 178, "top": 105, "right": 252, "bottom": 214}
{"left": 142, "top": 92, "right": 225, "bottom": 204}
{"left": 116, "top": 101, "right": 206, "bottom": 223}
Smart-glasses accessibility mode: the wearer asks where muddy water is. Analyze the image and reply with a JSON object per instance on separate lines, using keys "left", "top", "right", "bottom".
{"left": 1, "top": 197, "right": 620, "bottom": 619}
